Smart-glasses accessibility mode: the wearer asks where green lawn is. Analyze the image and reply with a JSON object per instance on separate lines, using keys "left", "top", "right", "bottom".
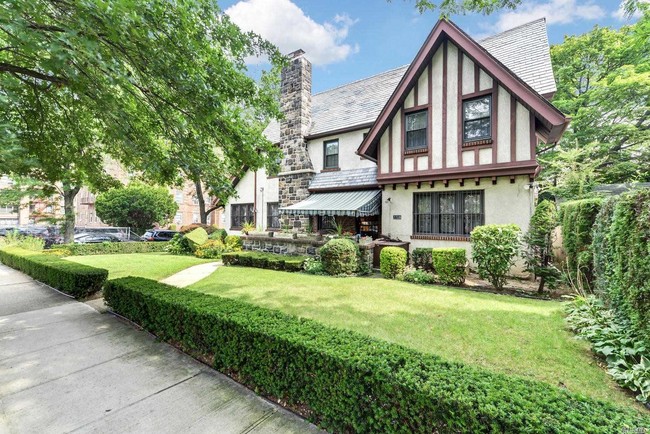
{"left": 66, "top": 252, "right": 212, "bottom": 280}
{"left": 188, "top": 266, "right": 640, "bottom": 410}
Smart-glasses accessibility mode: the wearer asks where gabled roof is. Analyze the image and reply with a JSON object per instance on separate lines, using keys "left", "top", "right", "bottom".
{"left": 264, "top": 19, "right": 561, "bottom": 146}
{"left": 357, "top": 19, "right": 569, "bottom": 161}
{"left": 263, "top": 66, "right": 407, "bottom": 143}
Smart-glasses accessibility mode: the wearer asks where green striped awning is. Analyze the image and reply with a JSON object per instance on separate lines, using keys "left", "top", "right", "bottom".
{"left": 279, "top": 190, "right": 381, "bottom": 217}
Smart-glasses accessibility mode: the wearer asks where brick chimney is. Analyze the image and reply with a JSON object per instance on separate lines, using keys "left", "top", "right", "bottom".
{"left": 279, "top": 49, "right": 315, "bottom": 230}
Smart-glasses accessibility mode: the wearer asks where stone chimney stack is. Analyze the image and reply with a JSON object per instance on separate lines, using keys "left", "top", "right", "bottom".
{"left": 279, "top": 49, "right": 315, "bottom": 230}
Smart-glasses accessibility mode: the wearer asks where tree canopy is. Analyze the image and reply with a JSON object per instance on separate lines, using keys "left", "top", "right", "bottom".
{"left": 95, "top": 183, "right": 178, "bottom": 235}
{"left": 541, "top": 8, "right": 649, "bottom": 198}
{"left": 0, "top": 0, "right": 284, "bottom": 240}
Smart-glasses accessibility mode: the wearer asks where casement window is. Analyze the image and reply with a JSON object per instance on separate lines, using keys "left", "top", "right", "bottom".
{"left": 324, "top": 139, "right": 339, "bottom": 169}
{"left": 405, "top": 110, "right": 428, "bottom": 150}
{"left": 413, "top": 191, "right": 484, "bottom": 236}
{"left": 463, "top": 95, "right": 492, "bottom": 142}
{"left": 267, "top": 202, "right": 280, "bottom": 229}
{"left": 231, "top": 203, "right": 254, "bottom": 229}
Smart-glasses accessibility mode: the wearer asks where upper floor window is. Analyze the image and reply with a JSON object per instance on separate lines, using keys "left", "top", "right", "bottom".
{"left": 463, "top": 95, "right": 491, "bottom": 142}
{"left": 405, "top": 110, "right": 428, "bottom": 150}
{"left": 413, "top": 191, "right": 484, "bottom": 237}
{"left": 324, "top": 139, "right": 339, "bottom": 169}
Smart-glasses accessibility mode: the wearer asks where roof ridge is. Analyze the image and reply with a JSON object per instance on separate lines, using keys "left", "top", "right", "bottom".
{"left": 312, "top": 65, "right": 408, "bottom": 97}
{"left": 479, "top": 17, "right": 546, "bottom": 43}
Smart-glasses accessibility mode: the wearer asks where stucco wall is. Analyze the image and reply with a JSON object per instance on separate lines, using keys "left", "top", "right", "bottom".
{"left": 377, "top": 40, "right": 535, "bottom": 177}
{"left": 307, "top": 129, "right": 374, "bottom": 172}
{"left": 381, "top": 175, "right": 533, "bottom": 273}
{"left": 225, "top": 168, "right": 280, "bottom": 232}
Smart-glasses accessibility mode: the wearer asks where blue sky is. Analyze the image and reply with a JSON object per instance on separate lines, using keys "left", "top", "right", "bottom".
{"left": 221, "top": 0, "right": 644, "bottom": 93}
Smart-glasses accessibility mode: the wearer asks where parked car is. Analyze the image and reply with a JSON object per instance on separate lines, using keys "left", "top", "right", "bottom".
{"left": 141, "top": 230, "right": 178, "bottom": 242}
{"left": 74, "top": 233, "right": 122, "bottom": 244}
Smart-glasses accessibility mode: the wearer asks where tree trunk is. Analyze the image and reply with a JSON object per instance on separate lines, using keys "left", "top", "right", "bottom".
{"left": 194, "top": 180, "right": 207, "bottom": 224}
{"left": 62, "top": 183, "right": 80, "bottom": 244}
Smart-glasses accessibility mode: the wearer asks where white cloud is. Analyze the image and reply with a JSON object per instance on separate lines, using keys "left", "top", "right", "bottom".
{"left": 225, "top": 0, "right": 359, "bottom": 66}
{"left": 490, "top": 0, "right": 606, "bottom": 32}
{"left": 612, "top": 0, "right": 648, "bottom": 20}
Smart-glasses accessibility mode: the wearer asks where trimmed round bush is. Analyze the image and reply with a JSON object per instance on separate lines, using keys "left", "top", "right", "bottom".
{"left": 380, "top": 246, "right": 407, "bottom": 279}
{"left": 470, "top": 224, "right": 520, "bottom": 290}
{"left": 431, "top": 248, "right": 466, "bottom": 285}
{"left": 319, "top": 238, "right": 359, "bottom": 275}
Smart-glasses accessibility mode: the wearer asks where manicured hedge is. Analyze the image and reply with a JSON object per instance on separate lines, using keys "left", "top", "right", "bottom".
{"left": 104, "top": 276, "right": 650, "bottom": 433}
{"left": 0, "top": 247, "right": 107, "bottom": 298}
{"left": 380, "top": 246, "right": 407, "bottom": 279}
{"left": 559, "top": 198, "right": 603, "bottom": 290}
{"left": 222, "top": 251, "right": 307, "bottom": 272}
{"left": 431, "top": 248, "right": 466, "bottom": 285}
{"left": 59, "top": 241, "right": 170, "bottom": 256}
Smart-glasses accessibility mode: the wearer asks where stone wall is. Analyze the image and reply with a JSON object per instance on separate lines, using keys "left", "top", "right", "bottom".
{"left": 241, "top": 234, "right": 375, "bottom": 269}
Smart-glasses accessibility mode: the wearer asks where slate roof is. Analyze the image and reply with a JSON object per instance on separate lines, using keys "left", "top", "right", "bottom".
{"left": 263, "top": 18, "right": 557, "bottom": 145}
{"left": 479, "top": 18, "right": 556, "bottom": 97}
{"left": 309, "top": 167, "right": 378, "bottom": 191}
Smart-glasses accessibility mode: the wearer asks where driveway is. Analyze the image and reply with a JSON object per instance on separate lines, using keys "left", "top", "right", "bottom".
{"left": 0, "top": 264, "right": 323, "bottom": 433}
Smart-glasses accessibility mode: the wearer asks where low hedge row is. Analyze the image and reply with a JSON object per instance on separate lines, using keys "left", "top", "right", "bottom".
{"left": 222, "top": 251, "right": 307, "bottom": 272}
{"left": 0, "top": 247, "right": 107, "bottom": 298}
{"left": 104, "top": 277, "right": 649, "bottom": 433}
{"left": 57, "top": 241, "right": 170, "bottom": 256}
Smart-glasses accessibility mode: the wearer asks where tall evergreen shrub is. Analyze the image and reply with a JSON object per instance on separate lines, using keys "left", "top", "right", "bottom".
{"left": 605, "top": 190, "right": 650, "bottom": 343}
{"left": 559, "top": 198, "right": 603, "bottom": 290}
{"left": 523, "top": 200, "right": 560, "bottom": 293}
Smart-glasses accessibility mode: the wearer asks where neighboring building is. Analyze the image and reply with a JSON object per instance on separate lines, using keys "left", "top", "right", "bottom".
{"left": 1, "top": 160, "right": 222, "bottom": 232}
{"left": 224, "top": 18, "right": 570, "bottom": 267}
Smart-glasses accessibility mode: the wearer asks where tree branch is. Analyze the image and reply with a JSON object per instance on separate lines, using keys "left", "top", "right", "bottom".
{"left": 0, "top": 63, "right": 68, "bottom": 85}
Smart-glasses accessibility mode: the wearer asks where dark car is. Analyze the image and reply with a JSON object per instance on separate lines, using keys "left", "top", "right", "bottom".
{"left": 141, "top": 230, "right": 179, "bottom": 242}
{"left": 74, "top": 233, "right": 122, "bottom": 244}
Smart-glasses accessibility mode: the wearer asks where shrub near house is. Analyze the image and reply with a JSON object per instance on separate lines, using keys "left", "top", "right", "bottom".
{"left": 470, "top": 224, "right": 520, "bottom": 290}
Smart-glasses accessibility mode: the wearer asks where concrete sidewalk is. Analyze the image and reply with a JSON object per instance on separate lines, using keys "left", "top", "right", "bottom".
{"left": 0, "top": 264, "right": 323, "bottom": 434}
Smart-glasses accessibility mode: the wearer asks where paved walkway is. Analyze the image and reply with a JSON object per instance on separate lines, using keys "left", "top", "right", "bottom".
{"left": 160, "top": 261, "right": 220, "bottom": 288}
{"left": 0, "top": 264, "right": 323, "bottom": 434}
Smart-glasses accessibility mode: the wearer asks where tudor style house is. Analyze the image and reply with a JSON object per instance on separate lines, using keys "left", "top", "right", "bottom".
{"left": 224, "top": 18, "right": 569, "bottom": 261}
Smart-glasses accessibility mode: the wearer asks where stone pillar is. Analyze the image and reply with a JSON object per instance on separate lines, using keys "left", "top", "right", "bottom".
{"left": 279, "top": 49, "right": 315, "bottom": 231}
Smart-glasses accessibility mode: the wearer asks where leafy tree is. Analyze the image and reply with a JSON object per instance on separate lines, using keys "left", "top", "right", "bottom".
{"left": 395, "top": 0, "right": 521, "bottom": 15}
{"left": 523, "top": 200, "right": 561, "bottom": 293}
{"left": 95, "top": 184, "right": 178, "bottom": 235}
{"left": 1, "top": 0, "right": 284, "bottom": 240}
{"left": 541, "top": 8, "right": 649, "bottom": 197}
